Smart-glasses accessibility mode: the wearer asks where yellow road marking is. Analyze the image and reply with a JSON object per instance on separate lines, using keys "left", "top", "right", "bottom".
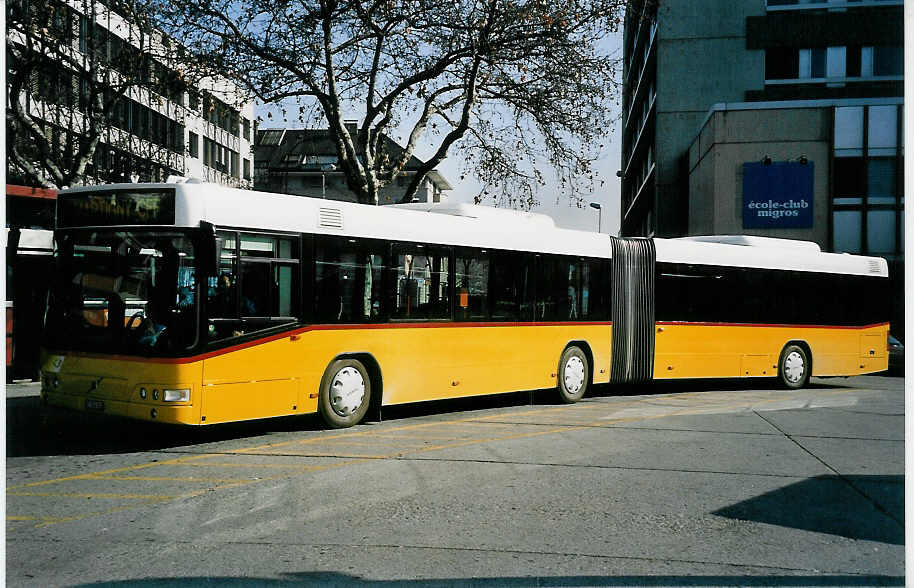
{"left": 7, "top": 453, "right": 218, "bottom": 490}
{"left": 86, "top": 475, "right": 250, "bottom": 483}
{"left": 163, "top": 462, "right": 333, "bottom": 469}
{"left": 235, "top": 451, "right": 395, "bottom": 459}
{"left": 294, "top": 439, "right": 429, "bottom": 449}
{"left": 8, "top": 491, "right": 175, "bottom": 500}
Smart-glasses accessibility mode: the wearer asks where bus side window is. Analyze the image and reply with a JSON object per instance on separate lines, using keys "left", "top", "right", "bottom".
{"left": 456, "top": 253, "right": 488, "bottom": 321}
{"left": 390, "top": 244, "right": 451, "bottom": 320}
{"left": 490, "top": 251, "right": 532, "bottom": 322}
{"left": 315, "top": 236, "right": 384, "bottom": 323}
{"left": 535, "top": 255, "right": 571, "bottom": 321}
{"left": 207, "top": 231, "right": 299, "bottom": 339}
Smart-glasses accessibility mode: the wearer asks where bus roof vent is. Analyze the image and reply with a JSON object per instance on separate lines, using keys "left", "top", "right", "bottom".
{"left": 318, "top": 207, "right": 343, "bottom": 230}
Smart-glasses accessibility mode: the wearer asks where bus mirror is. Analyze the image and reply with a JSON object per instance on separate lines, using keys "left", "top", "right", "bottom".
{"left": 199, "top": 221, "right": 221, "bottom": 275}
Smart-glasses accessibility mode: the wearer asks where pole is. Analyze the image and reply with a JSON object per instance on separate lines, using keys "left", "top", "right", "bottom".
{"left": 589, "top": 202, "right": 602, "bottom": 233}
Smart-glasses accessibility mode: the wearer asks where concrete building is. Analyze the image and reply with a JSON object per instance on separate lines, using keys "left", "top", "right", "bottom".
{"left": 254, "top": 127, "right": 452, "bottom": 205}
{"left": 620, "top": 0, "right": 902, "bottom": 239}
{"left": 621, "top": 0, "right": 903, "bottom": 336}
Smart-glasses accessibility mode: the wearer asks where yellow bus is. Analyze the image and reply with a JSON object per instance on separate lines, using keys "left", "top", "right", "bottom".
{"left": 40, "top": 182, "right": 890, "bottom": 428}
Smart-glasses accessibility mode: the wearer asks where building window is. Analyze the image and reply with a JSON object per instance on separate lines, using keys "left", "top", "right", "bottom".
{"left": 873, "top": 46, "right": 903, "bottom": 76}
{"left": 868, "top": 105, "right": 898, "bottom": 151}
{"left": 798, "top": 48, "right": 827, "bottom": 79}
{"left": 188, "top": 88, "right": 199, "bottom": 111}
{"left": 832, "top": 210, "right": 862, "bottom": 253}
{"left": 243, "top": 158, "right": 251, "bottom": 180}
{"left": 833, "top": 106, "right": 864, "bottom": 153}
{"left": 831, "top": 104, "right": 903, "bottom": 257}
{"left": 242, "top": 117, "right": 251, "bottom": 142}
{"left": 825, "top": 47, "right": 846, "bottom": 79}
{"left": 846, "top": 45, "right": 862, "bottom": 77}
{"left": 833, "top": 157, "right": 865, "bottom": 204}
{"left": 188, "top": 132, "right": 198, "bottom": 158}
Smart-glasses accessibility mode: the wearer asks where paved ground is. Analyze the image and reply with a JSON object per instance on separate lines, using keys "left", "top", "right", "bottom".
{"left": 4, "top": 375, "right": 905, "bottom": 586}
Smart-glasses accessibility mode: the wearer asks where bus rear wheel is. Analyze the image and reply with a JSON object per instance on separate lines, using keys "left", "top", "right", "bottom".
{"left": 557, "top": 346, "right": 589, "bottom": 403}
{"left": 319, "top": 358, "right": 372, "bottom": 429}
{"left": 778, "top": 344, "right": 810, "bottom": 389}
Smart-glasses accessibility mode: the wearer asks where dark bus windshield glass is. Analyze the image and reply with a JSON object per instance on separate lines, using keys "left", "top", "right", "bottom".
{"left": 45, "top": 230, "right": 198, "bottom": 355}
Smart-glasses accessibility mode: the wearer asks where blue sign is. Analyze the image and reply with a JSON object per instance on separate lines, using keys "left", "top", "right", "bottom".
{"left": 743, "top": 161, "right": 814, "bottom": 229}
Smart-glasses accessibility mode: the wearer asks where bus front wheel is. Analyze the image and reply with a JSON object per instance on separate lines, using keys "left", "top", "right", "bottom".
{"left": 557, "top": 346, "right": 589, "bottom": 403}
{"left": 319, "top": 358, "right": 372, "bottom": 429}
{"left": 778, "top": 344, "right": 810, "bottom": 389}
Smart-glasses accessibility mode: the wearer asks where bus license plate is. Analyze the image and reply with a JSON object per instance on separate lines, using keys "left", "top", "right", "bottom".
{"left": 86, "top": 399, "right": 105, "bottom": 412}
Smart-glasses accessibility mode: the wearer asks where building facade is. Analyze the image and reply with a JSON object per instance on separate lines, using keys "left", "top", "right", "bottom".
{"left": 620, "top": 0, "right": 902, "bottom": 239}
{"left": 6, "top": 0, "right": 255, "bottom": 189}
{"left": 254, "top": 126, "right": 452, "bottom": 205}
{"left": 621, "top": 0, "right": 903, "bottom": 336}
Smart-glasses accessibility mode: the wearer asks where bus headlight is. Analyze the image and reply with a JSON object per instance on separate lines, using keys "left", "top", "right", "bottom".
{"left": 163, "top": 388, "right": 190, "bottom": 402}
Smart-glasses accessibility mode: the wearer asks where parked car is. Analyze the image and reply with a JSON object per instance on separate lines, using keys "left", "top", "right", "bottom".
{"left": 888, "top": 334, "right": 904, "bottom": 375}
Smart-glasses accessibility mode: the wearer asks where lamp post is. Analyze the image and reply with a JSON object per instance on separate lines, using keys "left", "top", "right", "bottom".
{"left": 589, "top": 202, "right": 602, "bottom": 233}
{"left": 320, "top": 163, "right": 337, "bottom": 198}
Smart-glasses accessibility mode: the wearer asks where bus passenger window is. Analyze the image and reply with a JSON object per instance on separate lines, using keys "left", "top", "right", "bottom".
{"left": 240, "top": 262, "right": 270, "bottom": 316}
{"left": 206, "top": 231, "right": 299, "bottom": 339}
{"left": 315, "top": 236, "right": 384, "bottom": 323}
{"left": 490, "top": 252, "right": 532, "bottom": 322}
{"left": 390, "top": 246, "right": 450, "bottom": 320}
{"left": 275, "top": 265, "right": 294, "bottom": 317}
{"left": 456, "top": 255, "right": 488, "bottom": 320}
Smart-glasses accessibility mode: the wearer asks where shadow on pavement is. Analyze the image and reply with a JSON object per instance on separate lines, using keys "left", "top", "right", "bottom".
{"left": 5, "top": 393, "right": 325, "bottom": 458}
{"left": 6, "top": 377, "right": 856, "bottom": 458}
{"left": 75, "top": 573, "right": 905, "bottom": 587}
{"left": 714, "top": 475, "right": 904, "bottom": 545}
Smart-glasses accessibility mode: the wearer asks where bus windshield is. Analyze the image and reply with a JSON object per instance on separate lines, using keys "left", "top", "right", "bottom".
{"left": 45, "top": 229, "right": 199, "bottom": 355}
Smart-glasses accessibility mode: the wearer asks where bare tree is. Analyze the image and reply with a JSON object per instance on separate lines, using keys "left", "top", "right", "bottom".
{"left": 155, "top": 0, "right": 624, "bottom": 208}
{"left": 6, "top": 0, "right": 180, "bottom": 189}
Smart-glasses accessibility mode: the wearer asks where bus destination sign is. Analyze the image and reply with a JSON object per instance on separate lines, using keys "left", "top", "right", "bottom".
{"left": 57, "top": 190, "right": 176, "bottom": 227}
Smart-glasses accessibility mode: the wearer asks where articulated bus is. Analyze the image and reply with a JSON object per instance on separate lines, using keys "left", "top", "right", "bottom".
{"left": 40, "top": 182, "right": 890, "bottom": 428}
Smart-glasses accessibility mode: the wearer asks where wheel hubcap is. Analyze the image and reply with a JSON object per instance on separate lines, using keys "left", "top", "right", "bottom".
{"left": 784, "top": 351, "right": 805, "bottom": 384}
{"left": 564, "top": 356, "right": 586, "bottom": 394}
{"left": 330, "top": 367, "right": 365, "bottom": 417}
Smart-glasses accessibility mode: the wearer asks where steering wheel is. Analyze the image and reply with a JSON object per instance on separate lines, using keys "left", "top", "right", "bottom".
{"left": 126, "top": 311, "right": 146, "bottom": 330}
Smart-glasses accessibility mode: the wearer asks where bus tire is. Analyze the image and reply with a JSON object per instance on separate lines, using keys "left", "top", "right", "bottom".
{"left": 557, "top": 346, "right": 589, "bottom": 403}
{"left": 778, "top": 344, "right": 810, "bottom": 389}
{"left": 319, "top": 358, "right": 372, "bottom": 429}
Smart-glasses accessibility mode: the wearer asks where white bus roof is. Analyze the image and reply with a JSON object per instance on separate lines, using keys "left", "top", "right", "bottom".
{"left": 58, "top": 183, "right": 889, "bottom": 278}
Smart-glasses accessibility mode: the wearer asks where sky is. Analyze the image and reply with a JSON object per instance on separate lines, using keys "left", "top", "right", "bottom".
{"left": 430, "top": 132, "right": 623, "bottom": 235}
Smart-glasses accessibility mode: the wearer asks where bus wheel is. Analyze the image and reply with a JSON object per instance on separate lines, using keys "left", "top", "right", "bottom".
{"left": 778, "top": 344, "right": 810, "bottom": 389}
{"left": 319, "top": 359, "right": 372, "bottom": 429}
{"left": 557, "top": 346, "right": 589, "bottom": 403}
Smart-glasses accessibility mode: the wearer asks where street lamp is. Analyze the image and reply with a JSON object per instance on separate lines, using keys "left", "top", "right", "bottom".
{"left": 320, "top": 163, "right": 337, "bottom": 198}
{"left": 589, "top": 202, "right": 602, "bottom": 233}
